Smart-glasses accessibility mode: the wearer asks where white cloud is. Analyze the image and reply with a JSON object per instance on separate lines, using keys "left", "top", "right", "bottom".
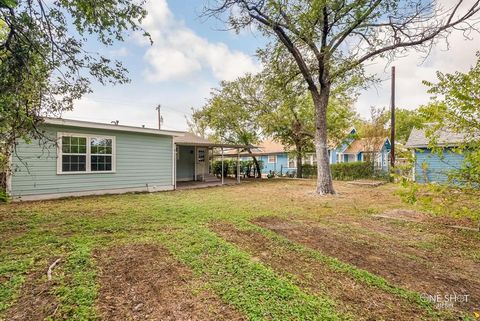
{"left": 140, "top": 0, "right": 259, "bottom": 82}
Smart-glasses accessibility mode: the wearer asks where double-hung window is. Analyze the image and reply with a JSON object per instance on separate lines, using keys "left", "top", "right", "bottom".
{"left": 61, "top": 136, "right": 87, "bottom": 172}
{"left": 58, "top": 133, "right": 115, "bottom": 174}
{"left": 268, "top": 155, "right": 277, "bottom": 163}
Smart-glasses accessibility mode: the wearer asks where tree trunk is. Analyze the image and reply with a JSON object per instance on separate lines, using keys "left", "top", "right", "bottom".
{"left": 312, "top": 86, "right": 335, "bottom": 195}
{"left": 248, "top": 149, "right": 262, "bottom": 178}
{"left": 296, "top": 144, "right": 303, "bottom": 178}
{"left": 252, "top": 156, "right": 262, "bottom": 178}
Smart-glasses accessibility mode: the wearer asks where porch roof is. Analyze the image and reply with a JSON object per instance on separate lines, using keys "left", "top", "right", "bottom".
{"left": 174, "top": 132, "right": 248, "bottom": 148}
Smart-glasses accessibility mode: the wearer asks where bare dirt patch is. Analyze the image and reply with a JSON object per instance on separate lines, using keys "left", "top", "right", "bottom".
{"left": 4, "top": 269, "right": 58, "bottom": 321}
{"left": 94, "top": 244, "right": 245, "bottom": 321}
{"left": 211, "top": 221, "right": 435, "bottom": 321}
{"left": 255, "top": 216, "right": 480, "bottom": 315}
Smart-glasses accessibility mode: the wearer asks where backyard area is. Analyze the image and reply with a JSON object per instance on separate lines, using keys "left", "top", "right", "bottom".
{"left": 0, "top": 179, "right": 479, "bottom": 320}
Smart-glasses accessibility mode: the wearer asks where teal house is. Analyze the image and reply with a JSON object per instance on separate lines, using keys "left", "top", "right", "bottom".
{"left": 235, "top": 129, "right": 391, "bottom": 176}
{"left": 406, "top": 127, "right": 466, "bottom": 183}
{"left": 6, "top": 118, "right": 242, "bottom": 201}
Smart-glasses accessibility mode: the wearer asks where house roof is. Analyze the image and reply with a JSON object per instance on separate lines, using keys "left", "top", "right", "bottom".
{"left": 343, "top": 137, "right": 388, "bottom": 154}
{"left": 223, "top": 138, "right": 288, "bottom": 156}
{"left": 174, "top": 132, "right": 249, "bottom": 148}
{"left": 254, "top": 139, "right": 288, "bottom": 154}
{"left": 405, "top": 127, "right": 469, "bottom": 148}
{"left": 174, "top": 132, "right": 213, "bottom": 145}
{"left": 44, "top": 118, "right": 184, "bottom": 137}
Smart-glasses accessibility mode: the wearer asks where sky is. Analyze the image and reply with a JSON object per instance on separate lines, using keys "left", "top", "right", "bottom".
{"left": 65, "top": 0, "right": 480, "bottom": 131}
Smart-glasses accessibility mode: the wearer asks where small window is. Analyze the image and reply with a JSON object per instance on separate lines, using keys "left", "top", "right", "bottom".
{"left": 58, "top": 133, "right": 115, "bottom": 174}
{"left": 197, "top": 149, "right": 205, "bottom": 162}
{"left": 61, "top": 136, "right": 87, "bottom": 172}
{"left": 268, "top": 155, "right": 276, "bottom": 163}
{"left": 90, "top": 137, "right": 113, "bottom": 172}
{"left": 288, "top": 156, "right": 296, "bottom": 168}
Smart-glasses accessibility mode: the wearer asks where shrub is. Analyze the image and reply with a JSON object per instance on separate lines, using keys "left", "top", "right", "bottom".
{"left": 331, "top": 162, "right": 375, "bottom": 181}
{"left": 301, "top": 164, "right": 317, "bottom": 178}
{"left": 300, "top": 162, "right": 385, "bottom": 180}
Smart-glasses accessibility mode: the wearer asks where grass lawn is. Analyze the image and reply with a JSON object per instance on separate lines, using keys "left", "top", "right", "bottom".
{"left": 1, "top": 179, "right": 479, "bottom": 320}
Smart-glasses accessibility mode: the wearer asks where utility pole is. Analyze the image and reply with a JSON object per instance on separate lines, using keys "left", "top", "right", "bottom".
{"left": 390, "top": 66, "right": 396, "bottom": 168}
{"left": 156, "top": 104, "right": 163, "bottom": 130}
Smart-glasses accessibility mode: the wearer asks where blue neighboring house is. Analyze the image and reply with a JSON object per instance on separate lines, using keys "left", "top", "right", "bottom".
{"left": 332, "top": 128, "right": 391, "bottom": 172}
{"left": 237, "top": 128, "right": 391, "bottom": 175}
{"left": 406, "top": 127, "right": 466, "bottom": 183}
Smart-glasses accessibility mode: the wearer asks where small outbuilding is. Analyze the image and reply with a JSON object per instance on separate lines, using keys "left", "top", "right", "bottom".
{"left": 406, "top": 127, "right": 466, "bottom": 183}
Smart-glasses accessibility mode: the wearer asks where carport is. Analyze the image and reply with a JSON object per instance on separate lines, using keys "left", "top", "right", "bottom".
{"left": 173, "top": 133, "right": 247, "bottom": 189}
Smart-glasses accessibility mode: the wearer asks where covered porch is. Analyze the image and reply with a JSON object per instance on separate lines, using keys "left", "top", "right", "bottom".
{"left": 173, "top": 133, "right": 246, "bottom": 189}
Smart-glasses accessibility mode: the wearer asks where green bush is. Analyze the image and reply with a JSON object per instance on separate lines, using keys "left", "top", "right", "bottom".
{"left": 331, "top": 162, "right": 375, "bottom": 180}
{"left": 0, "top": 190, "right": 8, "bottom": 203}
{"left": 300, "top": 162, "right": 387, "bottom": 181}
{"left": 301, "top": 164, "right": 317, "bottom": 178}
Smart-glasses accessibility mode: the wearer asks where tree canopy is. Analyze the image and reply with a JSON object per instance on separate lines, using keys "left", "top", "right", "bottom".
{"left": 205, "top": 0, "right": 480, "bottom": 195}
{"left": 0, "top": 0, "right": 148, "bottom": 181}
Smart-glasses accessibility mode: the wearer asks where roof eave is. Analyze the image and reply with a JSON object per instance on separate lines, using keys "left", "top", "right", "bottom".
{"left": 43, "top": 117, "right": 184, "bottom": 137}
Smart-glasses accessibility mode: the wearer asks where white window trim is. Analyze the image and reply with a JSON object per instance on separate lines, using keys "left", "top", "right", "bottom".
{"left": 57, "top": 132, "right": 116, "bottom": 175}
{"left": 268, "top": 155, "right": 277, "bottom": 164}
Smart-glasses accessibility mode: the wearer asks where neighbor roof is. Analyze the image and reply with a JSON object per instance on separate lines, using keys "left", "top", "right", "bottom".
{"left": 254, "top": 139, "right": 287, "bottom": 154}
{"left": 44, "top": 118, "right": 184, "bottom": 137}
{"left": 343, "top": 137, "right": 388, "bottom": 154}
{"left": 405, "top": 127, "right": 469, "bottom": 148}
{"left": 223, "top": 138, "right": 288, "bottom": 156}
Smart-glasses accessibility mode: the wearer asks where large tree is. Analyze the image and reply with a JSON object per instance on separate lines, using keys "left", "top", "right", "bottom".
{"left": 205, "top": 0, "right": 480, "bottom": 194}
{"left": 190, "top": 74, "right": 265, "bottom": 177}
{"left": 0, "top": 0, "right": 148, "bottom": 186}
{"left": 259, "top": 45, "right": 360, "bottom": 178}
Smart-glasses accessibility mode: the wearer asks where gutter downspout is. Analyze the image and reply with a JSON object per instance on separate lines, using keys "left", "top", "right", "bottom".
{"left": 172, "top": 141, "right": 176, "bottom": 190}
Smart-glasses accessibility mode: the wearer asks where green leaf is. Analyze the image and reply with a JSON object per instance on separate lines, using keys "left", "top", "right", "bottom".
{"left": 0, "top": 0, "right": 17, "bottom": 8}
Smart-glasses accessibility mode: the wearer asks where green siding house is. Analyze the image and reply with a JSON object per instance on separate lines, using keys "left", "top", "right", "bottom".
{"left": 6, "top": 118, "right": 242, "bottom": 201}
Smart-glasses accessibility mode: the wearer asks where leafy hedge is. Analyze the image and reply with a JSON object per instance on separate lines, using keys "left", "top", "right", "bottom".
{"left": 302, "top": 162, "right": 387, "bottom": 181}
{"left": 330, "top": 162, "right": 375, "bottom": 180}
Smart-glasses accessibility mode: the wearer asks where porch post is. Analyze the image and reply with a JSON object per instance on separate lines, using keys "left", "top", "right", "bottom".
{"left": 172, "top": 143, "right": 176, "bottom": 190}
{"left": 194, "top": 146, "right": 197, "bottom": 181}
{"left": 221, "top": 147, "right": 224, "bottom": 185}
{"left": 237, "top": 148, "right": 240, "bottom": 183}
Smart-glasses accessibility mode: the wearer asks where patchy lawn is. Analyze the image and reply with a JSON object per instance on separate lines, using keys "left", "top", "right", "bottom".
{"left": 0, "top": 180, "right": 479, "bottom": 320}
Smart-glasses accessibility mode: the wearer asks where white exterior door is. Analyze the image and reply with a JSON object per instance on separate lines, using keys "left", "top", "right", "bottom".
{"left": 195, "top": 147, "right": 206, "bottom": 181}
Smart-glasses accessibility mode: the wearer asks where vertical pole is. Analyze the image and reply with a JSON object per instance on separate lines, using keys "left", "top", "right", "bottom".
{"left": 390, "top": 66, "right": 396, "bottom": 168}
{"left": 237, "top": 148, "right": 240, "bottom": 183}
{"left": 172, "top": 143, "right": 176, "bottom": 190}
{"left": 156, "top": 104, "right": 162, "bottom": 130}
{"left": 221, "top": 147, "right": 224, "bottom": 185}
{"left": 194, "top": 147, "right": 197, "bottom": 181}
